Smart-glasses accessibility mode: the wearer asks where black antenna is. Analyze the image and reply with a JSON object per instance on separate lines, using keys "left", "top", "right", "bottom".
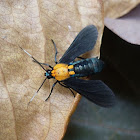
{"left": 19, "top": 46, "right": 47, "bottom": 71}
{"left": 28, "top": 77, "right": 47, "bottom": 105}
{"left": 32, "top": 60, "right": 53, "bottom": 69}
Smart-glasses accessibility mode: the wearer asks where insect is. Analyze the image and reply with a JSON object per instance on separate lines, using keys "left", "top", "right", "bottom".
{"left": 20, "top": 25, "right": 115, "bottom": 107}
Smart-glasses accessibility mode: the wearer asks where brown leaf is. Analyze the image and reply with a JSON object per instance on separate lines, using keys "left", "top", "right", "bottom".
{"left": 105, "top": 4, "right": 140, "bottom": 45}
{"left": 104, "top": 0, "right": 140, "bottom": 18}
{"left": 0, "top": 0, "right": 104, "bottom": 140}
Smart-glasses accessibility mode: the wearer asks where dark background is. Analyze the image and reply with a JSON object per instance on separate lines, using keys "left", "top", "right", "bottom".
{"left": 63, "top": 27, "right": 140, "bottom": 140}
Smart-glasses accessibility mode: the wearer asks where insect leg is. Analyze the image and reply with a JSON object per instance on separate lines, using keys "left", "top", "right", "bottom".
{"left": 32, "top": 60, "right": 53, "bottom": 69}
{"left": 77, "top": 56, "right": 85, "bottom": 59}
{"left": 51, "top": 39, "right": 58, "bottom": 64}
{"left": 58, "top": 82, "right": 75, "bottom": 97}
{"left": 77, "top": 56, "right": 99, "bottom": 59}
{"left": 45, "top": 81, "right": 58, "bottom": 101}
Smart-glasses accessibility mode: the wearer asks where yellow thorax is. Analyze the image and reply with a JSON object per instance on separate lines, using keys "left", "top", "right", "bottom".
{"left": 51, "top": 63, "right": 75, "bottom": 81}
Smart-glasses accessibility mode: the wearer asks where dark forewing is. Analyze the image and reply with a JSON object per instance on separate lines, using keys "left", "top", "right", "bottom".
{"left": 59, "top": 25, "right": 98, "bottom": 64}
{"left": 63, "top": 78, "right": 116, "bottom": 107}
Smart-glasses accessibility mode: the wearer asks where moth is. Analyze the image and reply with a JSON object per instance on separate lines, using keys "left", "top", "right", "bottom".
{"left": 20, "top": 25, "right": 115, "bottom": 107}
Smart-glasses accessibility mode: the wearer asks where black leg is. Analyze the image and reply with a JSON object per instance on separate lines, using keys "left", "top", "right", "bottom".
{"left": 32, "top": 60, "right": 53, "bottom": 69}
{"left": 51, "top": 39, "right": 58, "bottom": 64}
{"left": 58, "top": 82, "right": 75, "bottom": 97}
{"left": 45, "top": 81, "right": 58, "bottom": 101}
{"left": 77, "top": 56, "right": 85, "bottom": 59}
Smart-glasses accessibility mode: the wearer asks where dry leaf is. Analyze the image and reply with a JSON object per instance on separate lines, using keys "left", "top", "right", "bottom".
{"left": 0, "top": 0, "right": 104, "bottom": 140}
{"left": 104, "top": 0, "right": 140, "bottom": 18}
{"left": 105, "top": 4, "right": 140, "bottom": 45}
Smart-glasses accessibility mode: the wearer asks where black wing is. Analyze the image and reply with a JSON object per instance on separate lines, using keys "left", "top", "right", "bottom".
{"left": 59, "top": 25, "right": 98, "bottom": 64}
{"left": 63, "top": 78, "right": 116, "bottom": 107}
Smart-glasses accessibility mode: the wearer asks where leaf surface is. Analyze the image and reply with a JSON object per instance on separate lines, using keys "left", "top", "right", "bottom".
{"left": 104, "top": 0, "right": 140, "bottom": 18}
{"left": 0, "top": 0, "right": 104, "bottom": 140}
